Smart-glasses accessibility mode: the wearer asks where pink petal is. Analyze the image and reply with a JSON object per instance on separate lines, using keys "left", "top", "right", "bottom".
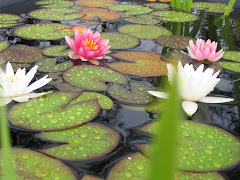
{"left": 89, "top": 59, "right": 100, "bottom": 65}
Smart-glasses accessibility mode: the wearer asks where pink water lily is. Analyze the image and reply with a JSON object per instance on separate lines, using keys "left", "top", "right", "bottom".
{"left": 65, "top": 28, "right": 111, "bottom": 65}
{"left": 187, "top": 38, "right": 224, "bottom": 62}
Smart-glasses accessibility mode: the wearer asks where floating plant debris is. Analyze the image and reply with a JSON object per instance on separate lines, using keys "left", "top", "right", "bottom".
{"left": 36, "top": 58, "right": 73, "bottom": 72}
{"left": 123, "top": 14, "right": 161, "bottom": 25}
{"left": 0, "top": 40, "right": 8, "bottom": 53}
{"left": 151, "top": 11, "right": 198, "bottom": 22}
{"left": 75, "top": 0, "right": 117, "bottom": 8}
{"left": 192, "top": 2, "right": 231, "bottom": 13}
{"left": 42, "top": 45, "right": 71, "bottom": 57}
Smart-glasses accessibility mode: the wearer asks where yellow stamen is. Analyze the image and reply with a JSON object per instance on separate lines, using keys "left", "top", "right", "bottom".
{"left": 84, "top": 39, "right": 98, "bottom": 50}
{"left": 203, "top": 45, "right": 208, "bottom": 48}
{"left": 10, "top": 76, "right": 14, "bottom": 82}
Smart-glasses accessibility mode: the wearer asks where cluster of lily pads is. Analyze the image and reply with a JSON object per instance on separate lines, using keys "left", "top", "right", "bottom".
{"left": 0, "top": 0, "right": 240, "bottom": 179}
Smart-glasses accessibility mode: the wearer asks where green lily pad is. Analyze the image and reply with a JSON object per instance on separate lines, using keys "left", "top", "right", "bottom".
{"left": 42, "top": 45, "right": 71, "bottom": 57}
{"left": 100, "top": 33, "right": 140, "bottom": 49}
{"left": 217, "top": 62, "right": 240, "bottom": 73}
{"left": 156, "top": 35, "right": 195, "bottom": 49}
{"left": 38, "top": 123, "right": 120, "bottom": 161}
{"left": 192, "top": 2, "right": 231, "bottom": 13}
{"left": 0, "top": 41, "right": 8, "bottom": 53}
{"left": 106, "top": 51, "right": 167, "bottom": 77}
{"left": 29, "top": 8, "right": 83, "bottom": 21}
{"left": 118, "top": 24, "right": 172, "bottom": 40}
{"left": 151, "top": 11, "right": 198, "bottom": 22}
{"left": 81, "top": 175, "right": 104, "bottom": 180}
{"left": 8, "top": 92, "right": 101, "bottom": 131}
{"left": 36, "top": 0, "right": 74, "bottom": 8}
{"left": 0, "top": 46, "right": 44, "bottom": 63}
{"left": 0, "top": 23, "right": 19, "bottom": 28}
{"left": 109, "top": 4, "right": 153, "bottom": 17}
{"left": 75, "top": 0, "right": 117, "bottom": 8}
{"left": 107, "top": 152, "right": 224, "bottom": 180}
{"left": 0, "top": 13, "right": 22, "bottom": 21}
{"left": 36, "top": 58, "right": 72, "bottom": 72}
{"left": 137, "top": 120, "right": 240, "bottom": 172}
{"left": 75, "top": 8, "right": 121, "bottom": 21}
{"left": 56, "top": 82, "right": 84, "bottom": 92}
{"left": 144, "top": 98, "right": 164, "bottom": 112}
{"left": 35, "top": 0, "right": 66, "bottom": 5}
{"left": 222, "top": 51, "right": 240, "bottom": 62}
{"left": 143, "top": 3, "right": 170, "bottom": 10}
{"left": 0, "top": 148, "right": 76, "bottom": 179}
{"left": 63, "top": 65, "right": 127, "bottom": 91}
{"left": 123, "top": 14, "right": 161, "bottom": 25}
{"left": 14, "top": 23, "right": 74, "bottom": 40}
{"left": 107, "top": 81, "right": 155, "bottom": 105}
{"left": 48, "top": 78, "right": 63, "bottom": 85}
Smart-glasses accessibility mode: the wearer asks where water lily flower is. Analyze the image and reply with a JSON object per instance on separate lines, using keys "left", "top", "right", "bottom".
{"left": 187, "top": 38, "right": 224, "bottom": 62}
{"left": 65, "top": 28, "right": 111, "bottom": 65}
{"left": 0, "top": 62, "right": 52, "bottom": 106}
{"left": 148, "top": 61, "right": 234, "bottom": 116}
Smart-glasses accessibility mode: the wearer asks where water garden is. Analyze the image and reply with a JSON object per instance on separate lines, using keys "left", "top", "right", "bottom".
{"left": 0, "top": 0, "right": 240, "bottom": 179}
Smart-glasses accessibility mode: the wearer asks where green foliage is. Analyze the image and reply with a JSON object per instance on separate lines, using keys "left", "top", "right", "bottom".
{"left": 192, "top": 2, "right": 230, "bottom": 13}
{"left": 42, "top": 45, "right": 71, "bottom": 57}
{"left": 222, "top": 51, "right": 240, "bottom": 62}
{"left": 123, "top": 15, "right": 161, "bottom": 25}
{"left": 152, "top": 11, "right": 198, "bottom": 22}
{"left": 36, "top": 58, "right": 73, "bottom": 72}
{"left": 0, "top": 41, "right": 8, "bottom": 53}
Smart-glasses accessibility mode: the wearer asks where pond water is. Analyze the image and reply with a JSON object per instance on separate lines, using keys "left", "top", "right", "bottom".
{"left": 0, "top": 0, "right": 240, "bottom": 179}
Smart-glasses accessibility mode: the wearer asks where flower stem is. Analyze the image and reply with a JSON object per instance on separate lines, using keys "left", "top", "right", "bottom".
{"left": 224, "top": 0, "right": 236, "bottom": 16}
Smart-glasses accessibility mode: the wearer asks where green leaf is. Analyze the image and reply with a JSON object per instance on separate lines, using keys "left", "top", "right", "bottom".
{"left": 143, "top": 3, "right": 170, "bottom": 10}
{"left": 0, "top": 41, "right": 8, "bottom": 53}
{"left": 151, "top": 11, "right": 198, "bottom": 22}
{"left": 123, "top": 15, "right": 161, "bottom": 25}
{"left": 0, "top": 14, "right": 22, "bottom": 21}
{"left": 75, "top": 0, "right": 117, "bottom": 8}
{"left": 42, "top": 45, "right": 71, "bottom": 57}
{"left": 217, "top": 61, "right": 240, "bottom": 72}
{"left": 192, "top": 2, "right": 231, "bottom": 13}
{"left": 222, "top": 51, "right": 240, "bottom": 62}
{"left": 36, "top": 58, "right": 73, "bottom": 72}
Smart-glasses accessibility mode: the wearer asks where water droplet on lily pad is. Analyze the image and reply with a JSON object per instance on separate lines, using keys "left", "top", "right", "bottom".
{"left": 34, "top": 168, "right": 49, "bottom": 178}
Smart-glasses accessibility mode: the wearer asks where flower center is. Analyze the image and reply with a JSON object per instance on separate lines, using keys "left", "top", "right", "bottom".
{"left": 203, "top": 45, "right": 208, "bottom": 49}
{"left": 84, "top": 39, "right": 98, "bottom": 50}
{"left": 10, "top": 76, "right": 14, "bottom": 82}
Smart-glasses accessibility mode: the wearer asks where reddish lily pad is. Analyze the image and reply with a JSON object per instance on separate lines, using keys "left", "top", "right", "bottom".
{"left": 0, "top": 46, "right": 44, "bottom": 63}
{"left": 156, "top": 35, "right": 195, "bottom": 49}
{"left": 217, "top": 62, "right": 240, "bottom": 73}
{"left": 222, "top": 51, "right": 240, "bottom": 63}
{"left": 118, "top": 24, "right": 172, "bottom": 40}
{"left": 143, "top": 3, "right": 170, "bottom": 10}
{"left": 106, "top": 51, "right": 167, "bottom": 77}
{"left": 38, "top": 123, "right": 120, "bottom": 161}
{"left": 42, "top": 45, "right": 71, "bottom": 57}
{"left": 36, "top": 58, "right": 73, "bottom": 72}
{"left": 151, "top": 11, "right": 198, "bottom": 22}
{"left": 123, "top": 14, "right": 161, "bottom": 25}
{"left": 8, "top": 92, "right": 101, "bottom": 131}
{"left": 63, "top": 65, "right": 127, "bottom": 91}
{"left": 100, "top": 32, "right": 140, "bottom": 49}
{"left": 36, "top": 0, "right": 74, "bottom": 8}
{"left": 109, "top": 5, "right": 153, "bottom": 17}
{"left": 192, "top": 2, "right": 232, "bottom": 13}
{"left": 0, "top": 41, "right": 8, "bottom": 53}
{"left": 0, "top": 148, "right": 76, "bottom": 179}
{"left": 137, "top": 120, "right": 240, "bottom": 172}
{"left": 29, "top": 8, "right": 83, "bottom": 21}
{"left": 75, "top": 0, "right": 117, "bottom": 8}
{"left": 107, "top": 81, "right": 155, "bottom": 105}
{"left": 75, "top": 8, "right": 121, "bottom": 21}
{"left": 14, "top": 23, "right": 74, "bottom": 40}
{"left": 81, "top": 175, "right": 104, "bottom": 180}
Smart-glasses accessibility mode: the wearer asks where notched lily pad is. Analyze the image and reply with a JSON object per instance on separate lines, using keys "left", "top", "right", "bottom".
{"left": 192, "top": 2, "right": 232, "bottom": 13}
{"left": 42, "top": 45, "right": 71, "bottom": 57}
{"left": 151, "top": 11, "right": 198, "bottom": 22}
{"left": 14, "top": 23, "right": 74, "bottom": 40}
{"left": 143, "top": 3, "right": 170, "bottom": 10}
{"left": 106, "top": 51, "right": 167, "bottom": 77}
{"left": 123, "top": 14, "right": 161, "bottom": 25}
{"left": 156, "top": 35, "right": 195, "bottom": 49}
{"left": 0, "top": 46, "right": 44, "bottom": 63}
{"left": 75, "top": 8, "right": 121, "bottom": 21}
{"left": 75, "top": 0, "right": 117, "bottom": 8}
{"left": 63, "top": 65, "right": 127, "bottom": 91}
{"left": 217, "top": 62, "right": 240, "bottom": 73}
{"left": 0, "top": 41, "right": 8, "bottom": 53}
{"left": 36, "top": 58, "right": 73, "bottom": 72}
{"left": 100, "top": 33, "right": 140, "bottom": 49}
{"left": 222, "top": 51, "right": 240, "bottom": 63}
{"left": 38, "top": 123, "right": 120, "bottom": 161}
{"left": 109, "top": 4, "right": 153, "bottom": 17}
{"left": 118, "top": 24, "right": 172, "bottom": 40}
{"left": 0, "top": 148, "right": 76, "bottom": 179}
{"left": 107, "top": 81, "right": 154, "bottom": 105}
{"left": 137, "top": 120, "right": 240, "bottom": 172}
{"left": 8, "top": 92, "right": 101, "bottom": 131}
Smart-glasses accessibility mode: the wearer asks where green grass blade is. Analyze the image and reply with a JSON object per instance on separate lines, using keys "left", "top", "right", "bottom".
{"left": 224, "top": 0, "right": 236, "bottom": 16}
{"left": 186, "top": 0, "right": 193, "bottom": 12}
{"left": 170, "top": 0, "right": 175, "bottom": 8}
{"left": 176, "top": 0, "right": 181, "bottom": 10}
{"left": 182, "top": 0, "right": 187, "bottom": 11}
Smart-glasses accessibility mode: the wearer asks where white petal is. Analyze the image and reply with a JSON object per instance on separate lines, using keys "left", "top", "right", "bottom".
{"left": 167, "top": 63, "right": 177, "bottom": 84}
{"left": 147, "top": 91, "right": 169, "bottom": 99}
{"left": 12, "top": 96, "right": 30, "bottom": 102}
{"left": 0, "top": 97, "right": 13, "bottom": 106}
{"left": 25, "top": 76, "right": 52, "bottom": 94}
{"left": 6, "top": 62, "right": 14, "bottom": 77}
{"left": 182, "top": 101, "right": 198, "bottom": 116}
{"left": 198, "top": 96, "right": 234, "bottom": 103}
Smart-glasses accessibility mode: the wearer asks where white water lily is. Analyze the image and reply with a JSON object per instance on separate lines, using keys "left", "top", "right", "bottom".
{"left": 148, "top": 61, "right": 234, "bottom": 116}
{"left": 0, "top": 62, "right": 52, "bottom": 106}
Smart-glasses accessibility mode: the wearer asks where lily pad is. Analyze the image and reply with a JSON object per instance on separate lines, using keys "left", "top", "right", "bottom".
{"left": 107, "top": 81, "right": 155, "bottom": 105}
{"left": 35, "top": 0, "right": 66, "bottom": 5}
{"left": 137, "top": 120, "right": 240, "bottom": 172}
{"left": 106, "top": 51, "right": 168, "bottom": 77}
{"left": 38, "top": 123, "right": 120, "bottom": 161}
{"left": 118, "top": 24, "right": 172, "bottom": 40}
{"left": 75, "top": 8, "right": 121, "bottom": 21}
{"left": 0, "top": 13, "right": 22, "bottom": 21}
{"left": 14, "top": 23, "right": 74, "bottom": 40}
{"left": 8, "top": 92, "right": 101, "bottom": 131}
{"left": 56, "top": 82, "right": 84, "bottom": 92}
{"left": 0, "top": 46, "right": 44, "bottom": 63}
{"left": 81, "top": 175, "right": 104, "bottom": 180}
{"left": 36, "top": 58, "right": 73, "bottom": 72}
{"left": 75, "top": 0, "right": 117, "bottom": 8}
{"left": 100, "top": 33, "right": 140, "bottom": 49}
{"left": 42, "top": 45, "right": 71, "bottom": 57}
{"left": 63, "top": 65, "right": 127, "bottom": 91}
{"left": 0, "top": 148, "right": 76, "bottom": 179}
{"left": 36, "top": 0, "right": 75, "bottom": 8}
{"left": 151, "top": 11, "right": 198, "bottom": 22}
{"left": 123, "top": 14, "right": 161, "bottom": 25}
{"left": 192, "top": 2, "right": 231, "bottom": 13}
{"left": 29, "top": 8, "right": 83, "bottom": 21}
{"left": 143, "top": 3, "right": 170, "bottom": 10}
{"left": 156, "top": 35, "right": 195, "bottom": 49}
{"left": 222, "top": 51, "right": 240, "bottom": 63}
{"left": 0, "top": 23, "right": 19, "bottom": 28}
{"left": 109, "top": 5, "right": 153, "bottom": 17}
{"left": 0, "top": 41, "right": 8, "bottom": 53}
{"left": 217, "top": 62, "right": 240, "bottom": 73}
